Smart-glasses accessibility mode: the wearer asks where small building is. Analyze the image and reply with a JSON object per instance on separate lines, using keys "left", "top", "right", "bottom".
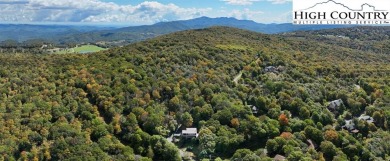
{"left": 274, "top": 154, "right": 286, "bottom": 161}
{"left": 264, "top": 66, "right": 277, "bottom": 73}
{"left": 358, "top": 114, "right": 374, "bottom": 124}
{"left": 47, "top": 48, "right": 61, "bottom": 53}
{"left": 247, "top": 105, "right": 258, "bottom": 114}
{"left": 182, "top": 128, "right": 198, "bottom": 138}
{"left": 327, "top": 99, "right": 343, "bottom": 111}
{"left": 342, "top": 119, "right": 356, "bottom": 131}
{"left": 342, "top": 115, "right": 375, "bottom": 133}
{"left": 41, "top": 44, "right": 48, "bottom": 49}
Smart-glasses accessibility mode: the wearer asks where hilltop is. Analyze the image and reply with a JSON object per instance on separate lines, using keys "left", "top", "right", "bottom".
{"left": 0, "top": 27, "right": 389, "bottom": 160}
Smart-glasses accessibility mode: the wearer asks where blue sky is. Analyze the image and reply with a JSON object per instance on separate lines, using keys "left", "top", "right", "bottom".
{"left": 0, "top": 0, "right": 292, "bottom": 25}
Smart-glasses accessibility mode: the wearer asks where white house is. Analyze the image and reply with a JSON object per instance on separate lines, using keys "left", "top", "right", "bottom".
{"left": 264, "top": 66, "right": 277, "bottom": 73}
{"left": 342, "top": 119, "right": 356, "bottom": 131}
{"left": 358, "top": 114, "right": 375, "bottom": 124}
{"left": 327, "top": 99, "right": 343, "bottom": 111}
{"left": 182, "top": 128, "right": 198, "bottom": 138}
{"left": 247, "top": 105, "right": 258, "bottom": 114}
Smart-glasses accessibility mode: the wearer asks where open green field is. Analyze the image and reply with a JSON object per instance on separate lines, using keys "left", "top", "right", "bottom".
{"left": 55, "top": 45, "right": 107, "bottom": 54}
{"left": 74, "top": 45, "right": 107, "bottom": 53}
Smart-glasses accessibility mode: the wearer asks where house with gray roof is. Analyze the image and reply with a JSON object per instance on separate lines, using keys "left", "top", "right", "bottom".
{"left": 358, "top": 114, "right": 374, "bottom": 124}
{"left": 182, "top": 128, "right": 198, "bottom": 138}
{"left": 264, "top": 66, "right": 277, "bottom": 73}
{"left": 327, "top": 99, "right": 344, "bottom": 112}
{"left": 342, "top": 114, "right": 375, "bottom": 133}
{"left": 342, "top": 120, "right": 356, "bottom": 130}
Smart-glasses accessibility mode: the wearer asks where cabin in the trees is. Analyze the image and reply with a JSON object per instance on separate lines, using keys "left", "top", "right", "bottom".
{"left": 264, "top": 66, "right": 277, "bottom": 73}
{"left": 327, "top": 99, "right": 343, "bottom": 111}
{"left": 358, "top": 114, "right": 374, "bottom": 124}
{"left": 342, "top": 119, "right": 358, "bottom": 133}
{"left": 247, "top": 105, "right": 258, "bottom": 114}
{"left": 40, "top": 44, "right": 48, "bottom": 49}
{"left": 342, "top": 115, "right": 375, "bottom": 133}
{"left": 182, "top": 128, "right": 198, "bottom": 138}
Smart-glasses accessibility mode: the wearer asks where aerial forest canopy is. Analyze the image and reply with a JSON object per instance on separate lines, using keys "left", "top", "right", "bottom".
{"left": 0, "top": 26, "right": 389, "bottom": 160}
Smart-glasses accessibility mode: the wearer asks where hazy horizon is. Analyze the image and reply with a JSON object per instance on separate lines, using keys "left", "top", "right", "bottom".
{"left": 0, "top": 0, "right": 292, "bottom": 25}
{"left": 0, "top": 16, "right": 293, "bottom": 27}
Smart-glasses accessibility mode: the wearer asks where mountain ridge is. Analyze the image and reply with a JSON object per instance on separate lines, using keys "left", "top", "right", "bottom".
{"left": 57, "top": 16, "right": 348, "bottom": 45}
{"left": 0, "top": 17, "right": 349, "bottom": 45}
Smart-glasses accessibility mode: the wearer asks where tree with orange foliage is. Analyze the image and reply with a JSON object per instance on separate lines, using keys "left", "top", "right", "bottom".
{"left": 280, "top": 132, "right": 293, "bottom": 139}
{"left": 324, "top": 130, "right": 339, "bottom": 144}
{"left": 231, "top": 118, "right": 240, "bottom": 128}
{"left": 279, "top": 113, "right": 289, "bottom": 126}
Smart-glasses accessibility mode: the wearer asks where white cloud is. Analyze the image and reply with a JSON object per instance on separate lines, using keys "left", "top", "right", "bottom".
{"left": 229, "top": 8, "right": 264, "bottom": 20}
{"left": 263, "top": 11, "right": 291, "bottom": 23}
{"left": 217, "top": 8, "right": 289, "bottom": 23}
{"left": 82, "top": 1, "right": 210, "bottom": 24}
{"left": 221, "top": 0, "right": 260, "bottom": 6}
{"left": 222, "top": 0, "right": 291, "bottom": 5}
{"left": 267, "top": 0, "right": 291, "bottom": 4}
{"left": 0, "top": 0, "right": 211, "bottom": 24}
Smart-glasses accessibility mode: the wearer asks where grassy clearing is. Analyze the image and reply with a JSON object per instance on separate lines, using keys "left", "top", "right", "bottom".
{"left": 74, "top": 45, "right": 107, "bottom": 53}
{"left": 54, "top": 45, "right": 107, "bottom": 54}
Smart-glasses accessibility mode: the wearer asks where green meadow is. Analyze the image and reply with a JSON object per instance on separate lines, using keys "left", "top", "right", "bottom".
{"left": 56, "top": 45, "right": 107, "bottom": 54}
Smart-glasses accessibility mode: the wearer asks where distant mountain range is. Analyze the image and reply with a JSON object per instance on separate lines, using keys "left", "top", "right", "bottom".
{"left": 0, "top": 17, "right": 350, "bottom": 45}
{"left": 0, "top": 24, "right": 114, "bottom": 42}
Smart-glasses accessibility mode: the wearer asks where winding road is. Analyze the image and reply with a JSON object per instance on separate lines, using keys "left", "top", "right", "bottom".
{"left": 233, "top": 71, "right": 243, "bottom": 85}
{"left": 233, "top": 58, "right": 260, "bottom": 85}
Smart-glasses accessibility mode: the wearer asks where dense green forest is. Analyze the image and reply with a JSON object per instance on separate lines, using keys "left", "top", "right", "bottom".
{"left": 283, "top": 26, "right": 390, "bottom": 53}
{"left": 0, "top": 27, "right": 389, "bottom": 160}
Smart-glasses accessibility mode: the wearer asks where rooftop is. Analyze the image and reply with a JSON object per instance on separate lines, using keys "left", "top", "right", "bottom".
{"left": 274, "top": 154, "right": 286, "bottom": 161}
{"left": 329, "top": 99, "right": 343, "bottom": 105}
{"left": 182, "top": 128, "right": 197, "bottom": 134}
{"left": 359, "top": 114, "right": 372, "bottom": 120}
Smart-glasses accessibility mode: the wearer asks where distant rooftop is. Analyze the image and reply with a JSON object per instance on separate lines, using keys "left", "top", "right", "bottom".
{"left": 182, "top": 128, "right": 197, "bottom": 134}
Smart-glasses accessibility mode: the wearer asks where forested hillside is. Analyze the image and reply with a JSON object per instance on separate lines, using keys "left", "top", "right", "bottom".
{"left": 0, "top": 27, "right": 389, "bottom": 160}
{"left": 283, "top": 26, "right": 390, "bottom": 53}
{"left": 0, "top": 24, "right": 113, "bottom": 42}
